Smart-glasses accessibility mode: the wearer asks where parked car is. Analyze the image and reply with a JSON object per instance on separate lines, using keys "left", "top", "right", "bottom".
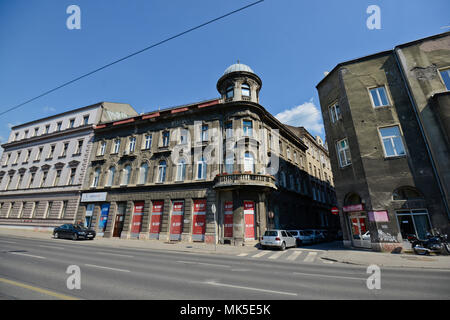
{"left": 361, "top": 231, "right": 371, "bottom": 241}
{"left": 287, "top": 230, "right": 313, "bottom": 246}
{"left": 304, "top": 229, "right": 322, "bottom": 243}
{"left": 53, "top": 224, "right": 96, "bottom": 240}
{"left": 260, "top": 230, "right": 296, "bottom": 250}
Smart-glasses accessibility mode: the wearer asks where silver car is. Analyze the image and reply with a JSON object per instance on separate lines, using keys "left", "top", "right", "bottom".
{"left": 260, "top": 230, "right": 297, "bottom": 250}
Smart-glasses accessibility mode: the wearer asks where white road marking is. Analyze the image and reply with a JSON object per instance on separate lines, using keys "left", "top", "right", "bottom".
{"left": 205, "top": 281, "right": 298, "bottom": 296}
{"left": 304, "top": 251, "right": 318, "bottom": 262}
{"left": 268, "top": 250, "right": 288, "bottom": 259}
{"left": 252, "top": 251, "right": 270, "bottom": 258}
{"left": 84, "top": 264, "right": 130, "bottom": 273}
{"left": 177, "top": 261, "right": 230, "bottom": 268}
{"left": 293, "top": 272, "right": 365, "bottom": 281}
{"left": 38, "top": 245, "right": 64, "bottom": 250}
{"left": 96, "top": 251, "right": 134, "bottom": 258}
{"left": 9, "top": 252, "right": 46, "bottom": 259}
{"left": 0, "top": 240, "right": 17, "bottom": 244}
{"left": 237, "top": 253, "right": 249, "bottom": 257}
{"left": 286, "top": 251, "right": 302, "bottom": 261}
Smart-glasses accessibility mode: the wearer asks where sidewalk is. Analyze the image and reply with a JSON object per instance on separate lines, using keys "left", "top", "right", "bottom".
{"left": 1, "top": 227, "right": 450, "bottom": 270}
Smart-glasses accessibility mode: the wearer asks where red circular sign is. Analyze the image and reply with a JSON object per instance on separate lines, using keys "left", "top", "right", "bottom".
{"left": 331, "top": 207, "right": 339, "bottom": 215}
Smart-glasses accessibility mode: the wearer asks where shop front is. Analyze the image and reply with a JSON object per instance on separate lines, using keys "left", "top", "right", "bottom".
{"left": 344, "top": 204, "right": 371, "bottom": 249}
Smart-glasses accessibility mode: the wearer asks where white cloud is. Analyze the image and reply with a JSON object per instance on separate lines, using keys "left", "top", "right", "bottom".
{"left": 275, "top": 99, "right": 324, "bottom": 135}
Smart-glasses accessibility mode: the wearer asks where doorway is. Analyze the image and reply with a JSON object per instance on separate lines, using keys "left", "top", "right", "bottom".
{"left": 349, "top": 214, "right": 371, "bottom": 248}
{"left": 113, "top": 203, "right": 126, "bottom": 237}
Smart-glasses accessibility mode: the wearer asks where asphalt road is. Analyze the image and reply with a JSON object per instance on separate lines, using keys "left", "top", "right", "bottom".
{"left": 1, "top": 235, "right": 449, "bottom": 300}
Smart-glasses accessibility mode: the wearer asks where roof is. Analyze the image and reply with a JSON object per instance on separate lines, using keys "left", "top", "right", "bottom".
{"left": 223, "top": 63, "right": 255, "bottom": 75}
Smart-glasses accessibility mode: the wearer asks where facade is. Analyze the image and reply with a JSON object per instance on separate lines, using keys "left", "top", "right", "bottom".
{"left": 316, "top": 32, "right": 450, "bottom": 252}
{"left": 0, "top": 102, "right": 138, "bottom": 230}
{"left": 78, "top": 63, "right": 339, "bottom": 245}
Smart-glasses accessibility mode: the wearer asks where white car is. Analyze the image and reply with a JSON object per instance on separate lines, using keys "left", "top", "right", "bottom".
{"left": 361, "top": 231, "right": 371, "bottom": 241}
{"left": 288, "top": 230, "right": 313, "bottom": 246}
{"left": 260, "top": 230, "right": 297, "bottom": 250}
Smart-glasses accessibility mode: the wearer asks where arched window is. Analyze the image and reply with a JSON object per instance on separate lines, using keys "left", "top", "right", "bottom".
{"left": 106, "top": 166, "right": 115, "bottom": 186}
{"left": 157, "top": 160, "right": 166, "bottom": 183}
{"left": 121, "top": 165, "right": 131, "bottom": 185}
{"left": 344, "top": 193, "right": 362, "bottom": 205}
{"left": 241, "top": 83, "right": 250, "bottom": 97}
{"left": 176, "top": 159, "right": 186, "bottom": 181}
{"left": 139, "top": 163, "right": 148, "bottom": 184}
{"left": 226, "top": 85, "right": 234, "bottom": 99}
{"left": 393, "top": 187, "right": 423, "bottom": 201}
{"left": 244, "top": 152, "right": 255, "bottom": 173}
{"left": 197, "top": 157, "right": 207, "bottom": 180}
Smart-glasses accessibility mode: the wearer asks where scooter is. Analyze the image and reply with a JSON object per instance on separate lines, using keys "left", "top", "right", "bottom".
{"left": 407, "top": 231, "right": 450, "bottom": 255}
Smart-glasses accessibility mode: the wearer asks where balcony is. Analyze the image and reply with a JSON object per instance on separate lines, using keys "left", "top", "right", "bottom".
{"left": 213, "top": 173, "right": 277, "bottom": 190}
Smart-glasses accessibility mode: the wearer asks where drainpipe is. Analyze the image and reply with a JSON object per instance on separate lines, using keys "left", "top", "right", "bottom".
{"left": 393, "top": 48, "right": 450, "bottom": 221}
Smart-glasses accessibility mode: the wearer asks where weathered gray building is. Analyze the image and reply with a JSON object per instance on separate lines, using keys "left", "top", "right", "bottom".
{"left": 0, "top": 102, "right": 138, "bottom": 230}
{"left": 78, "top": 63, "right": 339, "bottom": 245}
{"left": 316, "top": 32, "right": 450, "bottom": 252}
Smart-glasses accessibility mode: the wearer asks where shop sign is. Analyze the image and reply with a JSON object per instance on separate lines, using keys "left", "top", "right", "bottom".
{"left": 149, "top": 201, "right": 164, "bottom": 236}
{"left": 343, "top": 204, "right": 364, "bottom": 212}
{"left": 244, "top": 201, "right": 255, "bottom": 239}
{"left": 368, "top": 211, "right": 389, "bottom": 222}
{"left": 81, "top": 192, "right": 107, "bottom": 202}
{"left": 192, "top": 199, "right": 206, "bottom": 241}
{"left": 131, "top": 201, "right": 144, "bottom": 235}
{"left": 170, "top": 201, "right": 184, "bottom": 240}
{"left": 224, "top": 201, "right": 233, "bottom": 238}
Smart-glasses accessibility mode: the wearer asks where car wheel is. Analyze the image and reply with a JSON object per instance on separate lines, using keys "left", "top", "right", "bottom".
{"left": 280, "top": 242, "right": 286, "bottom": 251}
{"left": 54, "top": 232, "right": 59, "bottom": 239}
{"left": 72, "top": 233, "right": 78, "bottom": 241}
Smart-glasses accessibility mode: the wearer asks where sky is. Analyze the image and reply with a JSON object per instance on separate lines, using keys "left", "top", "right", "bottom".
{"left": 0, "top": 0, "right": 449, "bottom": 150}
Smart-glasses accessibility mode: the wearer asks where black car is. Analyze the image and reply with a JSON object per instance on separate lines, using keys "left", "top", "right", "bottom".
{"left": 53, "top": 224, "right": 96, "bottom": 240}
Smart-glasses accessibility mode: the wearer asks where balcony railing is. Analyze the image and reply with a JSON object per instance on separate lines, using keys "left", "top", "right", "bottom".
{"left": 213, "top": 173, "right": 277, "bottom": 190}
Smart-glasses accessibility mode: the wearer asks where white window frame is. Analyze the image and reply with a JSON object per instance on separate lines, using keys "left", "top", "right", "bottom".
{"left": 176, "top": 159, "right": 186, "bottom": 181}
{"left": 369, "top": 86, "right": 390, "bottom": 108}
{"left": 378, "top": 125, "right": 406, "bottom": 158}
{"left": 144, "top": 134, "right": 152, "bottom": 150}
{"left": 438, "top": 67, "right": 450, "bottom": 91}
{"left": 329, "top": 103, "right": 341, "bottom": 123}
{"left": 336, "top": 138, "right": 351, "bottom": 168}
{"left": 197, "top": 158, "right": 207, "bottom": 180}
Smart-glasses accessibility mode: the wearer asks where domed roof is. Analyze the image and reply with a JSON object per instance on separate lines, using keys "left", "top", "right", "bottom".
{"left": 223, "top": 63, "right": 255, "bottom": 75}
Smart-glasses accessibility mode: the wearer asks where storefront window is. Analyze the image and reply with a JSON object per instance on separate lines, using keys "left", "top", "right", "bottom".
{"left": 396, "top": 209, "right": 431, "bottom": 240}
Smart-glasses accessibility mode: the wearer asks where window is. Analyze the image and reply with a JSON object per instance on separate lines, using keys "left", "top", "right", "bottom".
{"left": 393, "top": 187, "right": 423, "bottom": 201}
{"left": 336, "top": 138, "right": 351, "bottom": 167}
{"left": 121, "top": 165, "right": 131, "bottom": 185}
{"left": 40, "top": 171, "right": 48, "bottom": 187}
{"left": 17, "top": 174, "right": 24, "bottom": 189}
{"left": 5, "top": 175, "right": 11, "bottom": 190}
{"left": 18, "top": 203, "right": 25, "bottom": 218}
{"left": 379, "top": 126, "right": 405, "bottom": 157}
{"left": 68, "top": 118, "right": 75, "bottom": 128}
{"left": 45, "top": 125, "right": 50, "bottom": 134}
{"left": 128, "top": 137, "right": 136, "bottom": 153}
{"left": 225, "top": 121, "right": 233, "bottom": 138}
{"left": 197, "top": 157, "right": 207, "bottom": 180}
{"left": 13, "top": 151, "right": 20, "bottom": 164}
{"left": 243, "top": 120, "right": 253, "bottom": 137}
{"left": 53, "top": 170, "right": 61, "bottom": 186}
{"left": 105, "top": 167, "right": 115, "bottom": 186}
{"left": 68, "top": 168, "right": 76, "bottom": 185}
{"left": 24, "top": 149, "right": 31, "bottom": 163}
{"left": 75, "top": 140, "right": 83, "bottom": 154}
{"left": 61, "top": 143, "right": 69, "bottom": 157}
{"left": 24, "top": 130, "right": 29, "bottom": 139}
{"left": 286, "top": 148, "right": 291, "bottom": 160}
{"left": 7, "top": 202, "right": 14, "bottom": 217}
{"left": 36, "top": 147, "right": 43, "bottom": 161}
{"left": 162, "top": 131, "right": 170, "bottom": 147}
{"left": 225, "top": 156, "right": 234, "bottom": 174}
{"left": 241, "top": 83, "right": 250, "bottom": 97}
{"left": 369, "top": 86, "right": 390, "bottom": 107}
{"left": 99, "top": 141, "right": 106, "bottom": 156}
{"left": 45, "top": 201, "right": 53, "bottom": 218}
{"left": 28, "top": 172, "right": 35, "bottom": 188}
{"left": 56, "top": 122, "right": 62, "bottom": 131}
{"left": 14, "top": 132, "right": 19, "bottom": 141}
{"left": 92, "top": 168, "right": 100, "bottom": 187}
{"left": 439, "top": 68, "right": 450, "bottom": 90}
{"left": 83, "top": 115, "right": 89, "bottom": 125}
{"left": 3, "top": 153, "right": 10, "bottom": 166}
{"left": 226, "top": 85, "right": 234, "bottom": 99}
{"left": 61, "top": 201, "right": 68, "bottom": 218}
{"left": 176, "top": 159, "right": 186, "bottom": 181}
{"left": 48, "top": 145, "right": 55, "bottom": 159}
{"left": 34, "top": 127, "right": 39, "bottom": 136}
{"left": 329, "top": 103, "right": 341, "bottom": 123}
{"left": 201, "top": 125, "right": 208, "bottom": 142}
{"left": 157, "top": 160, "right": 167, "bottom": 183}
{"left": 244, "top": 152, "right": 255, "bottom": 173}
{"left": 32, "top": 202, "right": 39, "bottom": 218}
{"left": 139, "top": 163, "right": 148, "bottom": 184}
{"left": 180, "top": 130, "right": 188, "bottom": 144}
{"left": 144, "top": 134, "right": 152, "bottom": 149}
{"left": 113, "top": 139, "right": 121, "bottom": 154}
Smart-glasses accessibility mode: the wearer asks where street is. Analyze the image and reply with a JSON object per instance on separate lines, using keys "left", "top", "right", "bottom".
{"left": 1, "top": 234, "right": 449, "bottom": 300}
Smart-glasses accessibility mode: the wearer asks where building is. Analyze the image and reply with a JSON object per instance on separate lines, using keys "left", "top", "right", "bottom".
{"left": 77, "top": 63, "right": 339, "bottom": 245}
{"left": 316, "top": 32, "right": 450, "bottom": 252}
{"left": 0, "top": 102, "right": 138, "bottom": 230}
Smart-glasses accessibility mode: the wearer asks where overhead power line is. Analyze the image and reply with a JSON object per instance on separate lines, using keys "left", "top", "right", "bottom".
{"left": 0, "top": 0, "right": 264, "bottom": 118}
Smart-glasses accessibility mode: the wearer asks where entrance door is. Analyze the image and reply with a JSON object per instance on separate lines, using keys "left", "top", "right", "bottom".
{"left": 113, "top": 203, "right": 126, "bottom": 237}
{"left": 244, "top": 201, "right": 255, "bottom": 240}
{"left": 85, "top": 204, "right": 94, "bottom": 228}
{"left": 224, "top": 201, "right": 233, "bottom": 238}
{"left": 349, "top": 215, "right": 371, "bottom": 248}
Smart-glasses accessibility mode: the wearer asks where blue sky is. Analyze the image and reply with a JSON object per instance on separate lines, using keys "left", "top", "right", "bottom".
{"left": 0, "top": 0, "right": 449, "bottom": 148}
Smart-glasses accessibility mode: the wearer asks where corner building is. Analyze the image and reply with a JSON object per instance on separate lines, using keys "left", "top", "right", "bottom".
{"left": 78, "top": 64, "right": 339, "bottom": 245}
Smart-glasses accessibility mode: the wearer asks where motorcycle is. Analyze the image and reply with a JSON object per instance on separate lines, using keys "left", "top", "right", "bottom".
{"left": 407, "top": 230, "right": 450, "bottom": 255}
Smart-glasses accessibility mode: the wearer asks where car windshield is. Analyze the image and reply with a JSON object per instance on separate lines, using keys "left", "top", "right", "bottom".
{"left": 264, "top": 231, "right": 278, "bottom": 236}
{"left": 288, "top": 231, "right": 297, "bottom": 235}
{"left": 304, "top": 231, "right": 314, "bottom": 235}
{"left": 73, "top": 225, "right": 88, "bottom": 231}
